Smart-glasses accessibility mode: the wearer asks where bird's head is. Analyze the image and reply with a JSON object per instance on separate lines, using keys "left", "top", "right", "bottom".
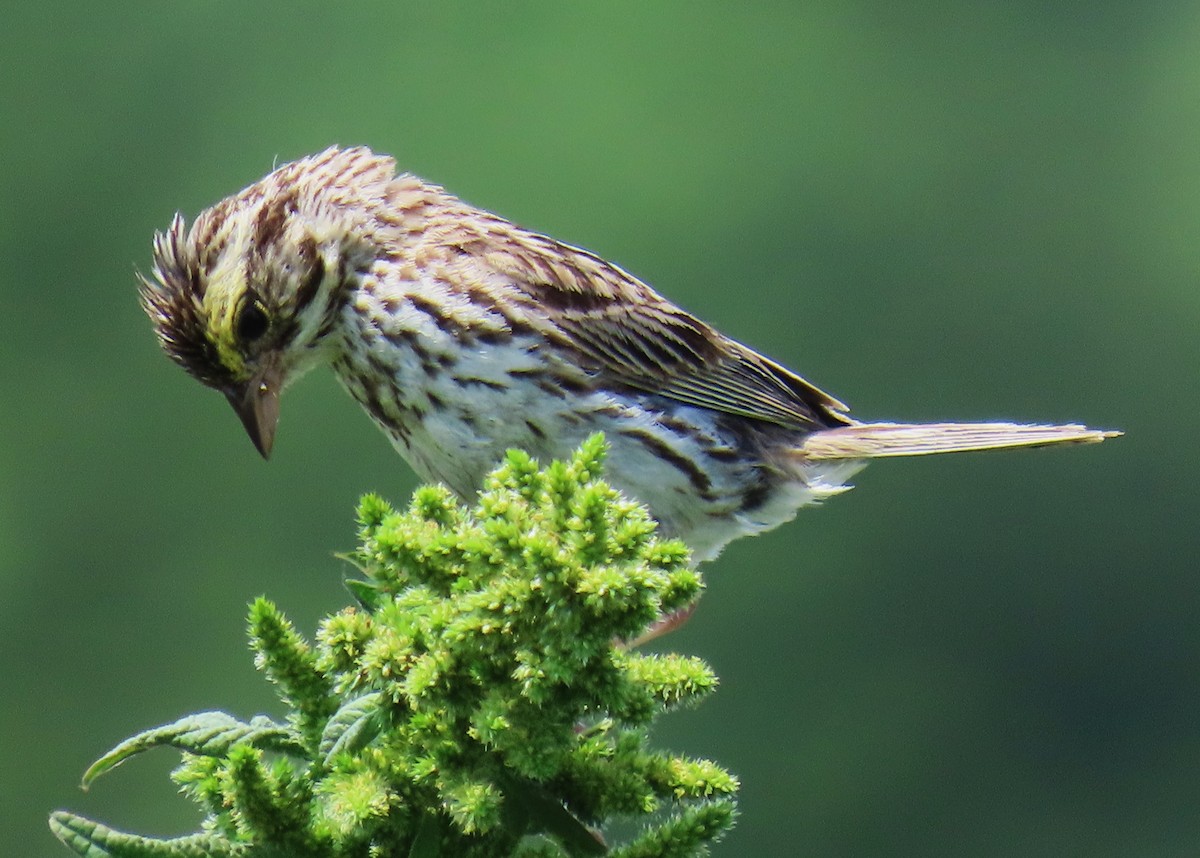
{"left": 140, "top": 147, "right": 399, "bottom": 457}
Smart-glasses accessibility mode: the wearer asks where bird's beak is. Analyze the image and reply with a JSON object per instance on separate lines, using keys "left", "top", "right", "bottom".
{"left": 225, "top": 367, "right": 282, "bottom": 459}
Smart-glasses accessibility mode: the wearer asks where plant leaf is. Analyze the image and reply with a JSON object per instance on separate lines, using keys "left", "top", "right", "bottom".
{"left": 49, "top": 811, "right": 236, "bottom": 857}
{"left": 319, "top": 692, "right": 386, "bottom": 764}
{"left": 343, "top": 577, "right": 383, "bottom": 611}
{"left": 506, "top": 779, "right": 607, "bottom": 856}
{"left": 83, "top": 712, "right": 300, "bottom": 788}
{"left": 406, "top": 812, "right": 444, "bottom": 858}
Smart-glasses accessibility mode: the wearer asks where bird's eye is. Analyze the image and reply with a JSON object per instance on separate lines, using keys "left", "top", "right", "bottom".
{"left": 236, "top": 295, "right": 270, "bottom": 344}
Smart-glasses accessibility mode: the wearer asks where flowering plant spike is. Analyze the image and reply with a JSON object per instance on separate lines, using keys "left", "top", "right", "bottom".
{"left": 52, "top": 435, "right": 737, "bottom": 857}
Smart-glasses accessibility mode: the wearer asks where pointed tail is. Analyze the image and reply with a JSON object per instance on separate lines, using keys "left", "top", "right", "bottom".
{"left": 799, "top": 421, "right": 1120, "bottom": 461}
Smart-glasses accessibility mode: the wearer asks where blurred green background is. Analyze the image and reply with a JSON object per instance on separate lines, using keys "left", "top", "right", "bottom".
{"left": 2, "top": 3, "right": 1195, "bottom": 855}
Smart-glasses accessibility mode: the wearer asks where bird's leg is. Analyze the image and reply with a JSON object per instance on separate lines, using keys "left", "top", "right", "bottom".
{"left": 619, "top": 600, "right": 699, "bottom": 649}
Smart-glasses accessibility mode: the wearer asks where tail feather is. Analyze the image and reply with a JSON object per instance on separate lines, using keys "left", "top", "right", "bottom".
{"left": 799, "top": 421, "right": 1120, "bottom": 461}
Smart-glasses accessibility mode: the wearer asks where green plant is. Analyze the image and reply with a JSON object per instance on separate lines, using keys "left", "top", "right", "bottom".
{"left": 51, "top": 435, "right": 737, "bottom": 857}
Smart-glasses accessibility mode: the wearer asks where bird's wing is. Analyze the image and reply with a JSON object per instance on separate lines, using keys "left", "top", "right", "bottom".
{"left": 480, "top": 238, "right": 850, "bottom": 431}
{"left": 556, "top": 301, "right": 848, "bottom": 430}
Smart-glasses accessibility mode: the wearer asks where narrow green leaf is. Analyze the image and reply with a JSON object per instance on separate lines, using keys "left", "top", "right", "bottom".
{"left": 343, "top": 577, "right": 383, "bottom": 611}
{"left": 83, "top": 712, "right": 300, "bottom": 788}
{"left": 49, "top": 811, "right": 235, "bottom": 858}
{"left": 319, "top": 691, "right": 386, "bottom": 764}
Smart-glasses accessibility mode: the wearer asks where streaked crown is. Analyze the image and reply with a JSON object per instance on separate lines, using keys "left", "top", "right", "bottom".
{"left": 139, "top": 146, "right": 399, "bottom": 393}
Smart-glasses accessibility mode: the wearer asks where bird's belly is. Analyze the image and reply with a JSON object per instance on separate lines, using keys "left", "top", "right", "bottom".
{"left": 334, "top": 333, "right": 855, "bottom": 562}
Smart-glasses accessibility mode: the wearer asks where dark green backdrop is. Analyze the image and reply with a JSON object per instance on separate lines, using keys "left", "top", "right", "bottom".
{"left": 3, "top": 4, "right": 1193, "bottom": 856}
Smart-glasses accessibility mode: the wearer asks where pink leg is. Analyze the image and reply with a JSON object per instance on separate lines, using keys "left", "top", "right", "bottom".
{"left": 620, "top": 601, "right": 699, "bottom": 649}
